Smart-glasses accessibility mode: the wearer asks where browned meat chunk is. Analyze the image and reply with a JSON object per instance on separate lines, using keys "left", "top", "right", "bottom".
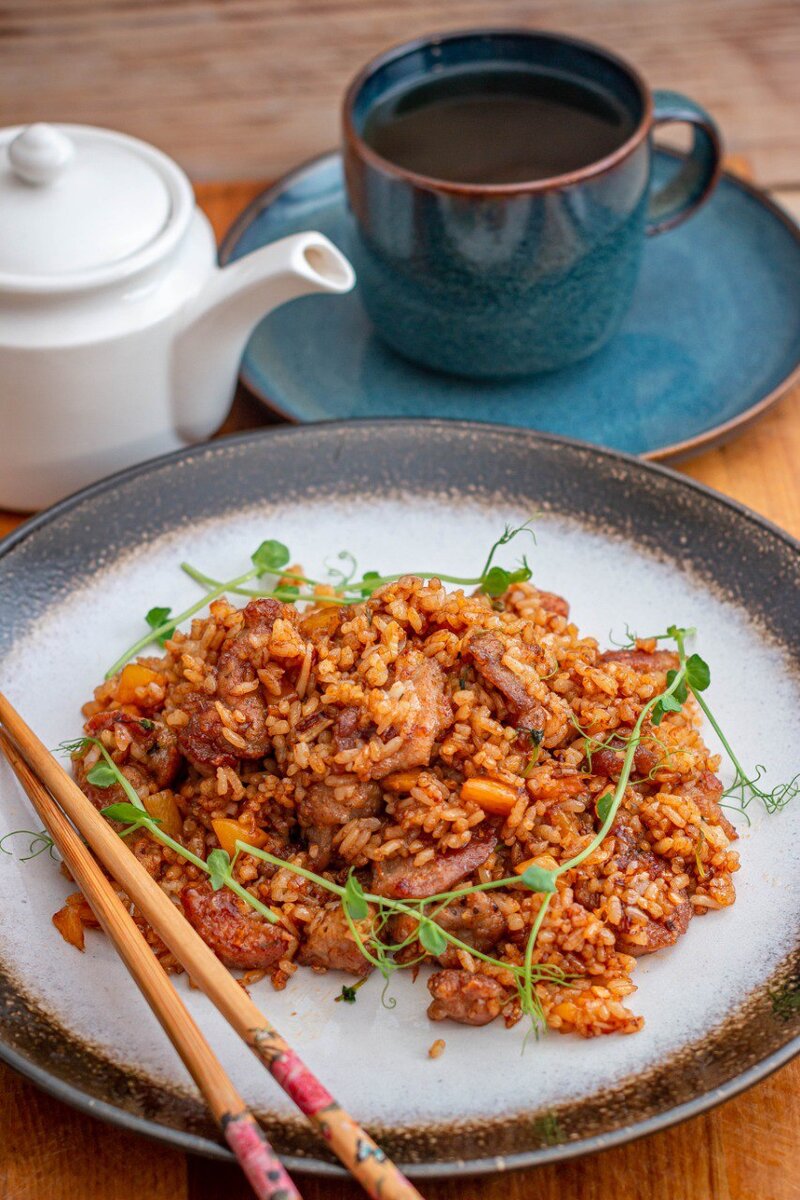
{"left": 434, "top": 892, "right": 508, "bottom": 955}
{"left": 677, "top": 770, "right": 737, "bottom": 841}
{"left": 369, "top": 649, "right": 452, "bottom": 779}
{"left": 535, "top": 590, "right": 569, "bottom": 618}
{"left": 427, "top": 969, "right": 507, "bottom": 1026}
{"left": 297, "top": 906, "right": 371, "bottom": 976}
{"left": 388, "top": 891, "right": 507, "bottom": 966}
{"left": 179, "top": 598, "right": 283, "bottom": 770}
{"left": 465, "top": 633, "right": 547, "bottom": 730}
{"left": 371, "top": 823, "right": 497, "bottom": 899}
{"left": 181, "top": 884, "right": 292, "bottom": 970}
{"left": 588, "top": 742, "right": 660, "bottom": 780}
{"left": 77, "top": 711, "right": 181, "bottom": 808}
{"left": 297, "top": 779, "right": 382, "bottom": 869}
{"left": 176, "top": 701, "right": 238, "bottom": 771}
{"left": 611, "top": 818, "right": 692, "bottom": 956}
{"left": 333, "top": 706, "right": 361, "bottom": 752}
{"left": 624, "top": 901, "right": 692, "bottom": 955}
{"left": 85, "top": 711, "right": 180, "bottom": 788}
{"left": 600, "top": 648, "right": 680, "bottom": 673}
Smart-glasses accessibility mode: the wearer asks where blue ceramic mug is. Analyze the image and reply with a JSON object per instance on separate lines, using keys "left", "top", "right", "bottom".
{"left": 343, "top": 29, "right": 722, "bottom": 378}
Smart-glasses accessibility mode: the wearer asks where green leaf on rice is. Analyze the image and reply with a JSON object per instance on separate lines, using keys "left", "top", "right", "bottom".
{"left": 86, "top": 763, "right": 119, "bottom": 788}
{"left": 418, "top": 920, "right": 447, "bottom": 956}
{"left": 100, "top": 802, "right": 153, "bottom": 824}
{"left": 206, "top": 849, "right": 231, "bottom": 891}
{"left": 342, "top": 872, "right": 369, "bottom": 921}
{"left": 251, "top": 540, "right": 290, "bottom": 574}
{"left": 518, "top": 865, "right": 557, "bottom": 893}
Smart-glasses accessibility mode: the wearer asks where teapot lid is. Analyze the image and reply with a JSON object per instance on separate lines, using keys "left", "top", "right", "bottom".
{"left": 0, "top": 123, "right": 193, "bottom": 288}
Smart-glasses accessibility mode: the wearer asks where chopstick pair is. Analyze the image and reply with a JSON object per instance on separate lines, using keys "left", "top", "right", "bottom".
{"left": 0, "top": 727, "right": 300, "bottom": 1200}
{"left": 0, "top": 692, "right": 424, "bottom": 1200}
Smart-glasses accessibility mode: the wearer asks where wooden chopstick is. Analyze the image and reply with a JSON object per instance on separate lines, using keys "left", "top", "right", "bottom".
{"left": 0, "top": 693, "right": 424, "bottom": 1200}
{"left": 0, "top": 727, "right": 302, "bottom": 1200}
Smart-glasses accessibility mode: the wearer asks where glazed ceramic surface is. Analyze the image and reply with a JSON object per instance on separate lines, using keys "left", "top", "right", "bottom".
{"left": 222, "top": 153, "right": 800, "bottom": 461}
{"left": 343, "top": 29, "right": 720, "bottom": 377}
{"left": 0, "top": 422, "right": 798, "bottom": 1176}
{"left": 0, "top": 123, "right": 353, "bottom": 511}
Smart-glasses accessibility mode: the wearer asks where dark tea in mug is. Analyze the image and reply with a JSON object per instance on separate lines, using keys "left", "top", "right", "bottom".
{"left": 344, "top": 29, "right": 721, "bottom": 376}
{"left": 362, "top": 65, "right": 636, "bottom": 185}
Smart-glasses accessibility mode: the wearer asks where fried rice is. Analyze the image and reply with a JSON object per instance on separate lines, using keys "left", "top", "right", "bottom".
{"left": 65, "top": 575, "right": 740, "bottom": 1038}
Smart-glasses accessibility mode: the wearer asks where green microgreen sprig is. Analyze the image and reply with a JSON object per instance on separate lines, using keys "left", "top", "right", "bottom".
{"left": 107, "top": 520, "right": 539, "bottom": 678}
{"left": 105, "top": 539, "right": 298, "bottom": 678}
{"left": 0, "top": 828, "right": 57, "bottom": 862}
{"left": 57, "top": 737, "right": 278, "bottom": 924}
{"left": 608, "top": 624, "right": 800, "bottom": 823}
{"left": 227, "top": 841, "right": 567, "bottom": 1036}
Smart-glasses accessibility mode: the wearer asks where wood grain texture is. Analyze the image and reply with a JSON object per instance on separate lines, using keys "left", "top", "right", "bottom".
{"left": 0, "top": 176, "right": 798, "bottom": 1200}
{"left": 1, "top": 0, "right": 799, "bottom": 187}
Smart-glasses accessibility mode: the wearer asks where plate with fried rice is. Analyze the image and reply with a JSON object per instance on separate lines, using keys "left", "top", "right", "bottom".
{"left": 0, "top": 420, "right": 797, "bottom": 1176}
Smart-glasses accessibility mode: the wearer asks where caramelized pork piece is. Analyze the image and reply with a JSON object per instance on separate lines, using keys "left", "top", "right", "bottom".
{"left": 588, "top": 742, "right": 660, "bottom": 780}
{"left": 624, "top": 903, "right": 692, "bottom": 955}
{"left": 427, "top": 969, "right": 507, "bottom": 1026}
{"left": 297, "top": 779, "right": 382, "bottom": 869}
{"left": 535, "top": 590, "right": 569, "bottom": 618}
{"left": 297, "top": 906, "right": 371, "bottom": 976}
{"left": 390, "top": 892, "right": 507, "bottom": 965}
{"left": 369, "top": 649, "right": 452, "bottom": 779}
{"left": 176, "top": 702, "right": 238, "bottom": 771}
{"left": 600, "top": 648, "right": 680, "bottom": 673}
{"left": 677, "top": 770, "right": 737, "bottom": 840}
{"left": 179, "top": 598, "right": 283, "bottom": 770}
{"left": 610, "top": 817, "right": 692, "bottom": 956}
{"left": 465, "top": 632, "right": 547, "bottom": 730}
{"left": 77, "top": 711, "right": 180, "bottom": 808}
{"left": 180, "top": 884, "right": 292, "bottom": 970}
{"left": 434, "top": 893, "right": 508, "bottom": 956}
{"left": 333, "top": 706, "right": 361, "bottom": 752}
{"left": 371, "top": 823, "right": 497, "bottom": 899}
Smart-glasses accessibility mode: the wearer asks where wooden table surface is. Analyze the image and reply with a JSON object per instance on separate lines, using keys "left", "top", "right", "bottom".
{"left": 1, "top": 178, "right": 799, "bottom": 1200}
{"left": 3, "top": 0, "right": 800, "bottom": 187}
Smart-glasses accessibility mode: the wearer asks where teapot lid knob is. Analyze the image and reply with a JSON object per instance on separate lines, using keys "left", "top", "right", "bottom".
{"left": 9, "top": 124, "right": 74, "bottom": 185}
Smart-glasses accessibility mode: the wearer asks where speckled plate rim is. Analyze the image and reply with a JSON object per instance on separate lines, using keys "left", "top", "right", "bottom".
{"left": 219, "top": 151, "right": 800, "bottom": 465}
{"left": 0, "top": 418, "right": 798, "bottom": 1178}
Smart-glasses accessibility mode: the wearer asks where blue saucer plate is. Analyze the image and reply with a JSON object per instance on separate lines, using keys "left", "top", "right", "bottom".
{"left": 221, "top": 152, "right": 800, "bottom": 461}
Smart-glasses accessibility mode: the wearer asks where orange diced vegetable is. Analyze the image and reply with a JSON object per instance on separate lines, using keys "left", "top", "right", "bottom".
{"left": 212, "top": 818, "right": 266, "bottom": 858}
{"left": 52, "top": 903, "right": 85, "bottom": 951}
{"left": 514, "top": 853, "right": 559, "bottom": 876}
{"left": 117, "top": 663, "right": 164, "bottom": 705}
{"left": 382, "top": 770, "right": 422, "bottom": 794}
{"left": 460, "top": 777, "right": 520, "bottom": 814}
{"left": 300, "top": 606, "right": 340, "bottom": 635}
{"left": 278, "top": 563, "right": 304, "bottom": 589}
{"left": 528, "top": 776, "right": 586, "bottom": 800}
{"left": 144, "top": 792, "right": 183, "bottom": 840}
{"left": 65, "top": 891, "right": 100, "bottom": 927}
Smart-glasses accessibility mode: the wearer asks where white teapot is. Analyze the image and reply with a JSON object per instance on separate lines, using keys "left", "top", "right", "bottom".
{"left": 0, "top": 123, "right": 354, "bottom": 510}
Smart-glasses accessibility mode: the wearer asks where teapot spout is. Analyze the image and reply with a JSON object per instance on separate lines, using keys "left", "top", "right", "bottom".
{"left": 172, "top": 231, "right": 354, "bottom": 441}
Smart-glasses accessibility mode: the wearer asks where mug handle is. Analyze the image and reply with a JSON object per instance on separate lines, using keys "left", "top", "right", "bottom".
{"left": 646, "top": 90, "right": 723, "bottom": 236}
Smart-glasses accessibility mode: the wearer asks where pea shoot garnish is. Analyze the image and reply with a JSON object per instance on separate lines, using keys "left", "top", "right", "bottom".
{"left": 335, "top": 980, "right": 367, "bottom": 1004}
{"left": 106, "top": 520, "right": 538, "bottom": 678}
{"left": 0, "top": 827, "right": 57, "bottom": 862}
{"left": 58, "top": 737, "right": 279, "bottom": 925}
{"left": 105, "top": 539, "right": 298, "bottom": 678}
{"left": 608, "top": 624, "right": 800, "bottom": 823}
